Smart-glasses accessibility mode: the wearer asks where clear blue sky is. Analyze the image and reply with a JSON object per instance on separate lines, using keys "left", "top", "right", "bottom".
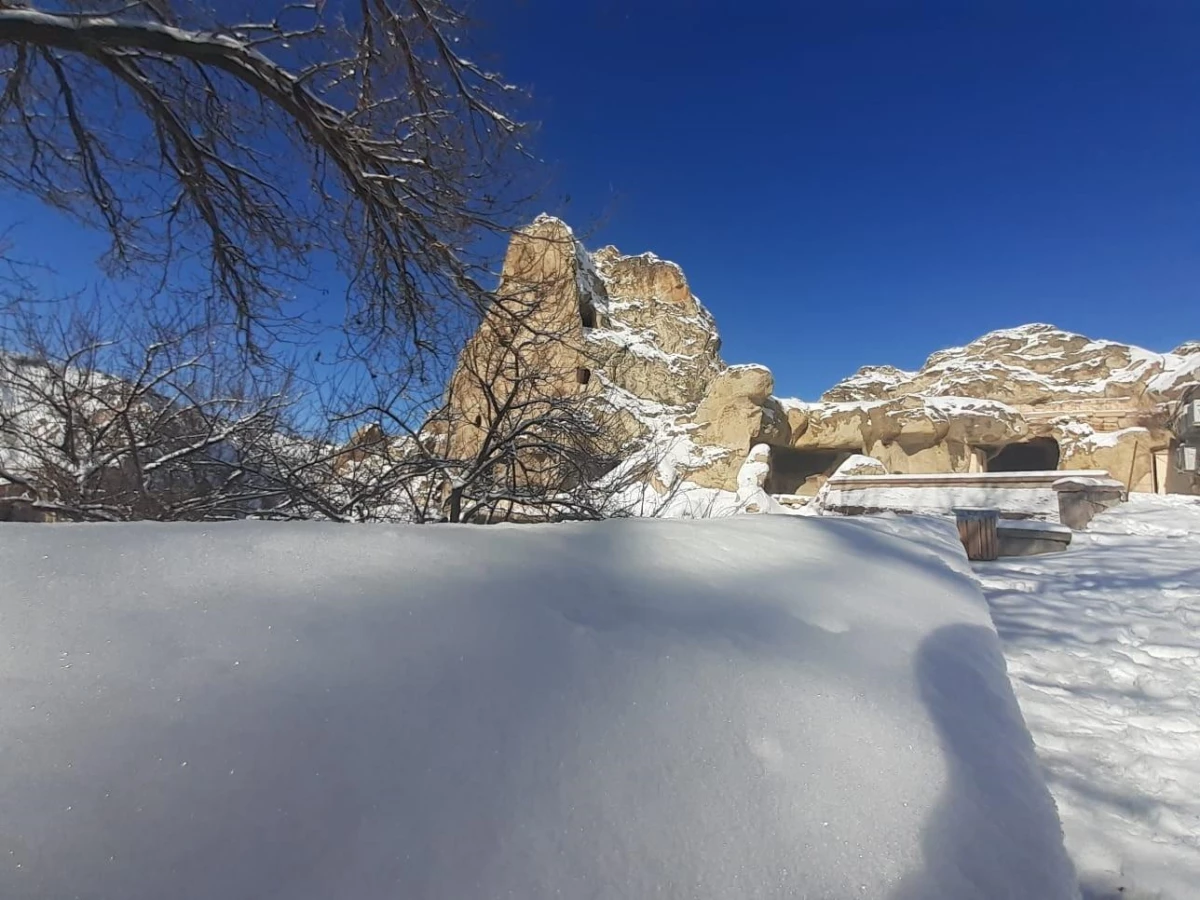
{"left": 4, "top": 1, "right": 1199, "bottom": 400}
{"left": 478, "top": 0, "right": 1200, "bottom": 397}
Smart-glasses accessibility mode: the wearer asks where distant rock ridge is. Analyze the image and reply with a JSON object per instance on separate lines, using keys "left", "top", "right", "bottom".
{"left": 820, "top": 323, "right": 1198, "bottom": 405}
{"left": 782, "top": 322, "right": 1199, "bottom": 497}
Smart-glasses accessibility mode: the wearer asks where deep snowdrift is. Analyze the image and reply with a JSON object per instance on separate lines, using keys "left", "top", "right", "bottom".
{"left": 0, "top": 516, "right": 1078, "bottom": 899}
{"left": 979, "top": 495, "right": 1200, "bottom": 900}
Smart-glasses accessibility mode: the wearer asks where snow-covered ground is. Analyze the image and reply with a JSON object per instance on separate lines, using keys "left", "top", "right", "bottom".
{"left": 0, "top": 515, "right": 1077, "bottom": 899}
{"left": 977, "top": 494, "right": 1200, "bottom": 900}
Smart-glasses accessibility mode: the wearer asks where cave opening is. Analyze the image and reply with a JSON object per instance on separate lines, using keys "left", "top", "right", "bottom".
{"left": 766, "top": 446, "right": 855, "bottom": 496}
{"left": 985, "top": 437, "right": 1061, "bottom": 473}
{"left": 579, "top": 296, "right": 597, "bottom": 329}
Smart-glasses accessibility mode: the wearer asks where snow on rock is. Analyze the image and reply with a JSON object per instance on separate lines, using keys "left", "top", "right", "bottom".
{"left": 821, "top": 323, "right": 1199, "bottom": 405}
{"left": 811, "top": 454, "right": 888, "bottom": 511}
{"left": 0, "top": 517, "right": 1078, "bottom": 899}
{"left": 595, "top": 378, "right": 743, "bottom": 518}
{"left": 818, "top": 364, "right": 914, "bottom": 401}
{"left": 1071, "top": 426, "right": 1153, "bottom": 452}
{"left": 589, "top": 241, "right": 724, "bottom": 407}
{"left": 818, "top": 478, "right": 1066, "bottom": 521}
{"left": 733, "top": 443, "right": 782, "bottom": 514}
{"left": 736, "top": 442, "right": 772, "bottom": 494}
{"left": 977, "top": 494, "right": 1200, "bottom": 900}
{"left": 835, "top": 453, "right": 890, "bottom": 476}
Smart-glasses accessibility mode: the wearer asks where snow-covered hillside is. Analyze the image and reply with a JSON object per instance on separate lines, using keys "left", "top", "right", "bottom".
{"left": 979, "top": 495, "right": 1200, "bottom": 900}
{"left": 0, "top": 516, "right": 1078, "bottom": 899}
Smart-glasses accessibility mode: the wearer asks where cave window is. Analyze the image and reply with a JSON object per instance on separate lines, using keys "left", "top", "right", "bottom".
{"left": 580, "top": 299, "right": 597, "bottom": 329}
{"left": 576, "top": 367, "right": 591, "bottom": 386}
{"left": 473, "top": 415, "right": 483, "bottom": 428}
{"left": 986, "top": 438, "right": 1061, "bottom": 472}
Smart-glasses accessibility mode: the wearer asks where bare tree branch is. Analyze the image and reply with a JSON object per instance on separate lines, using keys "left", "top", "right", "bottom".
{"left": 1, "top": 1, "right": 530, "bottom": 356}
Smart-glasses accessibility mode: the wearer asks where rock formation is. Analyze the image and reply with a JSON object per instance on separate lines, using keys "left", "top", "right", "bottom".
{"left": 443, "top": 219, "right": 1200, "bottom": 508}
{"left": 443, "top": 216, "right": 737, "bottom": 501}
{"left": 786, "top": 325, "right": 1200, "bottom": 495}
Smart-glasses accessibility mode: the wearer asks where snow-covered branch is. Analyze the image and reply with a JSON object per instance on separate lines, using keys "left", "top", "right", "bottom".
{"left": 1, "top": 1, "right": 530, "bottom": 356}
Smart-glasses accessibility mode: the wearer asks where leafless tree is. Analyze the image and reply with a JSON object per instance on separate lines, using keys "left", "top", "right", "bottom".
{"left": 0, "top": 0, "right": 529, "bottom": 359}
{"left": 291, "top": 276, "right": 660, "bottom": 524}
{"left": 0, "top": 278, "right": 694, "bottom": 526}
{"left": 432, "top": 322, "right": 624, "bottom": 524}
{"left": 0, "top": 298, "right": 300, "bottom": 520}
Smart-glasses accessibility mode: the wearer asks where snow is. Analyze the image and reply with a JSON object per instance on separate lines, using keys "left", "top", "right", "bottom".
{"left": 585, "top": 321, "right": 692, "bottom": 367}
{"left": 1053, "top": 475, "right": 1124, "bottom": 490}
{"left": 595, "top": 380, "right": 727, "bottom": 499}
{"left": 996, "top": 518, "right": 1072, "bottom": 535}
{"left": 923, "top": 395, "right": 1021, "bottom": 417}
{"left": 834, "top": 453, "right": 887, "bottom": 475}
{"left": 0, "top": 515, "right": 1078, "bottom": 899}
{"left": 825, "top": 470, "right": 1110, "bottom": 484}
{"left": 736, "top": 443, "right": 771, "bottom": 493}
{"left": 817, "top": 365, "right": 917, "bottom": 400}
{"left": 822, "top": 483, "right": 1062, "bottom": 519}
{"left": 777, "top": 393, "right": 1020, "bottom": 425}
{"left": 593, "top": 378, "right": 750, "bottom": 518}
{"left": 977, "top": 494, "right": 1200, "bottom": 900}
{"left": 817, "top": 324, "right": 1200, "bottom": 404}
{"left": 726, "top": 362, "right": 771, "bottom": 375}
{"left": 1073, "top": 426, "right": 1151, "bottom": 451}
{"left": 818, "top": 470, "right": 1114, "bottom": 521}
{"left": 775, "top": 395, "right": 811, "bottom": 412}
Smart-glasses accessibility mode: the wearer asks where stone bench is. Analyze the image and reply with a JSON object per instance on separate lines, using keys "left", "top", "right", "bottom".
{"left": 820, "top": 469, "right": 1121, "bottom": 526}
{"left": 996, "top": 519, "right": 1073, "bottom": 556}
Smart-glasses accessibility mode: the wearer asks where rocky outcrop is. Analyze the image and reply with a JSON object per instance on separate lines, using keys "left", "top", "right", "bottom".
{"left": 445, "top": 217, "right": 726, "bottom": 447}
{"left": 688, "top": 365, "right": 775, "bottom": 489}
{"left": 781, "top": 325, "right": 1200, "bottom": 493}
{"left": 333, "top": 423, "right": 387, "bottom": 473}
{"left": 587, "top": 250, "right": 724, "bottom": 406}
{"left": 824, "top": 324, "right": 1198, "bottom": 406}
{"left": 443, "top": 217, "right": 746, "bottom": 502}
{"left": 446, "top": 219, "right": 1200, "bottom": 507}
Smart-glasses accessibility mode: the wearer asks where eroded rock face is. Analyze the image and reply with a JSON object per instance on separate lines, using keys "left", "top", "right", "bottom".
{"left": 451, "top": 217, "right": 726, "bottom": 418}
{"left": 442, "top": 216, "right": 731, "bottom": 498}
{"left": 442, "top": 216, "right": 600, "bottom": 466}
{"left": 790, "top": 397, "right": 1026, "bottom": 466}
{"left": 589, "top": 251, "right": 724, "bottom": 406}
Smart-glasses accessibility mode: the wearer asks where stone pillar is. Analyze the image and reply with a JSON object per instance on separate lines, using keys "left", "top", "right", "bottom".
{"left": 1053, "top": 476, "right": 1126, "bottom": 530}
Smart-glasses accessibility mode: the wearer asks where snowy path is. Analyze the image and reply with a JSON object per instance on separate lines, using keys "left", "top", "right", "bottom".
{"left": 977, "top": 496, "right": 1200, "bottom": 900}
